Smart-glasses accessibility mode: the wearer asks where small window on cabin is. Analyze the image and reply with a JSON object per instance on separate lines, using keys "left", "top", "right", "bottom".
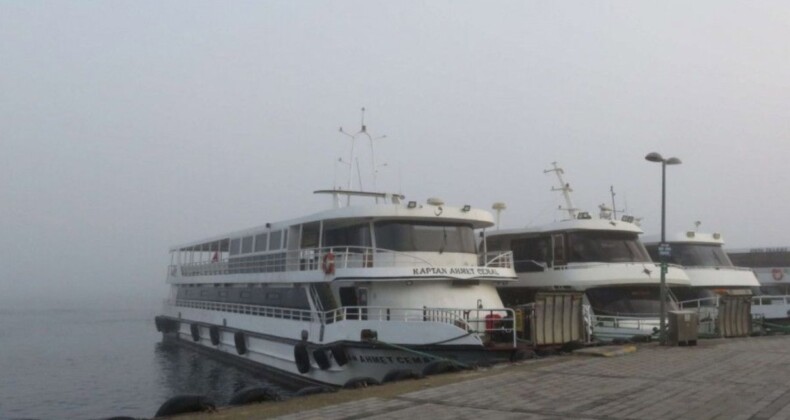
{"left": 229, "top": 238, "right": 242, "bottom": 256}
{"left": 512, "top": 237, "right": 550, "bottom": 273}
{"left": 552, "top": 234, "right": 566, "bottom": 266}
{"left": 254, "top": 233, "right": 268, "bottom": 253}
{"left": 242, "top": 236, "right": 254, "bottom": 254}
{"left": 282, "top": 230, "right": 288, "bottom": 249}
{"left": 324, "top": 223, "right": 371, "bottom": 248}
{"left": 269, "top": 230, "right": 282, "bottom": 250}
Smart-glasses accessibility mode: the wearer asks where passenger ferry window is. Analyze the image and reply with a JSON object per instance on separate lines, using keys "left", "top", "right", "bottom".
{"left": 511, "top": 237, "right": 550, "bottom": 272}
{"left": 374, "top": 221, "right": 476, "bottom": 253}
{"left": 229, "top": 238, "right": 241, "bottom": 256}
{"left": 254, "top": 233, "right": 268, "bottom": 252}
{"left": 301, "top": 223, "right": 320, "bottom": 249}
{"left": 269, "top": 230, "right": 282, "bottom": 250}
{"left": 566, "top": 232, "right": 650, "bottom": 263}
{"left": 282, "top": 230, "right": 288, "bottom": 249}
{"left": 552, "top": 234, "right": 566, "bottom": 266}
{"left": 242, "top": 236, "right": 254, "bottom": 254}
{"left": 324, "top": 223, "right": 371, "bottom": 248}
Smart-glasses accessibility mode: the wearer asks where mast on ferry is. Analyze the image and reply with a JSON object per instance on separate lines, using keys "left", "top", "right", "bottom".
{"left": 544, "top": 162, "right": 578, "bottom": 219}
{"left": 338, "top": 107, "right": 387, "bottom": 206}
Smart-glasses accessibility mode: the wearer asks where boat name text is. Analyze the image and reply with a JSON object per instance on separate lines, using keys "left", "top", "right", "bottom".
{"left": 347, "top": 354, "right": 434, "bottom": 365}
{"left": 412, "top": 267, "right": 501, "bottom": 276}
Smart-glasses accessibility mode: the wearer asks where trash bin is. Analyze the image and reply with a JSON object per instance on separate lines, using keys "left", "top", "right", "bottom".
{"left": 667, "top": 310, "right": 698, "bottom": 346}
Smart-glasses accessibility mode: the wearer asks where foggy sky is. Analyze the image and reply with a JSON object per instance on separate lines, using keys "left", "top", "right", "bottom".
{"left": 2, "top": 1, "right": 789, "bottom": 303}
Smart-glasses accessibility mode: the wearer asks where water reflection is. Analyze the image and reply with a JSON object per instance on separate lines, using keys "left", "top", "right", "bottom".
{"left": 152, "top": 340, "right": 293, "bottom": 407}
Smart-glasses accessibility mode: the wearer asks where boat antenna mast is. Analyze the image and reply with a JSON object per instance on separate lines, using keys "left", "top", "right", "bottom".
{"left": 338, "top": 107, "right": 387, "bottom": 205}
{"left": 544, "top": 162, "right": 578, "bottom": 219}
{"left": 602, "top": 185, "right": 625, "bottom": 220}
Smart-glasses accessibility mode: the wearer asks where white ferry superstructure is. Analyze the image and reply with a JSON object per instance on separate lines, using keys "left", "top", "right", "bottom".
{"left": 643, "top": 231, "right": 760, "bottom": 301}
{"left": 643, "top": 231, "right": 760, "bottom": 331}
{"left": 486, "top": 163, "right": 690, "bottom": 341}
{"left": 154, "top": 189, "right": 520, "bottom": 388}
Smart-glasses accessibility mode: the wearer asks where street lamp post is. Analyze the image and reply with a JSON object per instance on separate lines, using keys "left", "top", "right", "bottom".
{"left": 645, "top": 152, "right": 682, "bottom": 345}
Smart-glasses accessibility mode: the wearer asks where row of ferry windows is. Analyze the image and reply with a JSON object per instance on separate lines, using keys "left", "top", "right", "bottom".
{"left": 229, "top": 230, "right": 286, "bottom": 256}
{"left": 227, "top": 222, "right": 477, "bottom": 257}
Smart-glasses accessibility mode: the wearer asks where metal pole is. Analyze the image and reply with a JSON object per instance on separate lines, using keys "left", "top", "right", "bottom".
{"left": 659, "top": 161, "right": 667, "bottom": 345}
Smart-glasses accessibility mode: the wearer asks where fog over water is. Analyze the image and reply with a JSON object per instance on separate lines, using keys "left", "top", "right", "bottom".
{"left": 2, "top": 1, "right": 790, "bottom": 303}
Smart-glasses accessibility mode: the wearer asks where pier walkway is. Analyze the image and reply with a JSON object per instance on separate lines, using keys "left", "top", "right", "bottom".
{"left": 212, "top": 335, "right": 790, "bottom": 420}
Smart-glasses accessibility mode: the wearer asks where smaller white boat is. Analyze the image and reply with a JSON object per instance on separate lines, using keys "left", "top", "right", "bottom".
{"left": 643, "top": 230, "right": 760, "bottom": 333}
{"left": 489, "top": 163, "right": 691, "bottom": 342}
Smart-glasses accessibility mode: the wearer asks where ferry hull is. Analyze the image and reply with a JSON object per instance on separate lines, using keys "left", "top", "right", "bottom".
{"left": 157, "top": 316, "right": 518, "bottom": 388}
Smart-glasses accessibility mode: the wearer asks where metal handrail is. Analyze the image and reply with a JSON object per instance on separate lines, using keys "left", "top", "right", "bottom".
{"left": 678, "top": 297, "right": 721, "bottom": 309}
{"left": 483, "top": 251, "right": 514, "bottom": 268}
{"left": 752, "top": 295, "right": 790, "bottom": 305}
{"left": 173, "top": 246, "right": 513, "bottom": 277}
{"left": 172, "top": 299, "right": 517, "bottom": 347}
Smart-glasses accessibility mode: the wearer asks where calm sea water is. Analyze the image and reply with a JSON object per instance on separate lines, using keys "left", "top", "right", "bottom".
{"left": 0, "top": 298, "right": 288, "bottom": 420}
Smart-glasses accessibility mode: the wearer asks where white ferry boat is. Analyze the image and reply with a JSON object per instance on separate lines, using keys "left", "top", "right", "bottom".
{"left": 643, "top": 230, "right": 760, "bottom": 332}
{"left": 154, "top": 123, "right": 519, "bottom": 388}
{"left": 487, "top": 164, "right": 691, "bottom": 341}
{"left": 728, "top": 246, "right": 790, "bottom": 323}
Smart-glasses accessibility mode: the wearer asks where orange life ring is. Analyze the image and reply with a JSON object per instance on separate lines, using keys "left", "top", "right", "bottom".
{"left": 772, "top": 268, "right": 784, "bottom": 281}
{"left": 322, "top": 252, "right": 336, "bottom": 275}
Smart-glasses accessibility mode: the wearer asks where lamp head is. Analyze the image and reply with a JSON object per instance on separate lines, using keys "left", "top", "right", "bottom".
{"left": 666, "top": 157, "right": 682, "bottom": 165}
{"left": 645, "top": 152, "right": 664, "bottom": 163}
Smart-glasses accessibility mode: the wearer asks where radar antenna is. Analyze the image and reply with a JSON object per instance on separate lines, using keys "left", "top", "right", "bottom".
{"left": 544, "top": 162, "right": 578, "bottom": 219}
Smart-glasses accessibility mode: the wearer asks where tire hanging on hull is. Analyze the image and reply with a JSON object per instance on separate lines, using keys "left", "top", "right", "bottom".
{"left": 330, "top": 344, "right": 348, "bottom": 366}
{"left": 234, "top": 332, "right": 247, "bottom": 355}
{"left": 190, "top": 324, "right": 200, "bottom": 342}
{"left": 209, "top": 326, "right": 220, "bottom": 346}
{"left": 313, "top": 348, "right": 331, "bottom": 370}
{"left": 294, "top": 343, "right": 311, "bottom": 374}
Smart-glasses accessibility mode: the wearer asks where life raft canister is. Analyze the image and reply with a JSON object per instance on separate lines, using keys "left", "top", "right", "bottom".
{"left": 322, "top": 252, "right": 336, "bottom": 275}
{"left": 773, "top": 268, "right": 784, "bottom": 281}
{"left": 485, "top": 313, "right": 502, "bottom": 332}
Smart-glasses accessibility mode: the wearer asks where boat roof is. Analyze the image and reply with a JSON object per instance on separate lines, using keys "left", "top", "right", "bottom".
{"left": 171, "top": 192, "right": 495, "bottom": 252}
{"left": 487, "top": 217, "right": 643, "bottom": 240}
{"left": 642, "top": 231, "right": 725, "bottom": 246}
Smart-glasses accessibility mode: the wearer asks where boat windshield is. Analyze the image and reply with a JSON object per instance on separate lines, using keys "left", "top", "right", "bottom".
{"left": 567, "top": 231, "right": 651, "bottom": 263}
{"left": 648, "top": 243, "right": 733, "bottom": 267}
{"left": 586, "top": 286, "right": 677, "bottom": 316}
{"left": 374, "top": 221, "right": 476, "bottom": 253}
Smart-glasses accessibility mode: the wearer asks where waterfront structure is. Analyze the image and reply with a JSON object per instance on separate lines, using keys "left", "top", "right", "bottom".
{"left": 487, "top": 163, "right": 690, "bottom": 341}
{"left": 644, "top": 231, "right": 760, "bottom": 332}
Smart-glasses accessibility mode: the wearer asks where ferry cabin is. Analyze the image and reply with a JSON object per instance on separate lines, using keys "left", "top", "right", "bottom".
{"left": 486, "top": 217, "right": 691, "bottom": 340}
{"left": 168, "top": 199, "right": 510, "bottom": 312}
{"left": 643, "top": 232, "right": 760, "bottom": 306}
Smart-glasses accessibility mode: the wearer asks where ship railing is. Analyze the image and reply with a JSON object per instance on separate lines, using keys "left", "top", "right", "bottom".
{"left": 172, "top": 299, "right": 317, "bottom": 322}
{"left": 170, "top": 299, "right": 516, "bottom": 346}
{"left": 678, "top": 297, "right": 721, "bottom": 309}
{"left": 323, "top": 306, "right": 517, "bottom": 347}
{"left": 174, "top": 246, "right": 514, "bottom": 277}
{"left": 480, "top": 251, "right": 514, "bottom": 268}
{"left": 548, "top": 261, "right": 682, "bottom": 271}
{"left": 752, "top": 295, "right": 790, "bottom": 306}
{"left": 592, "top": 313, "right": 660, "bottom": 333}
